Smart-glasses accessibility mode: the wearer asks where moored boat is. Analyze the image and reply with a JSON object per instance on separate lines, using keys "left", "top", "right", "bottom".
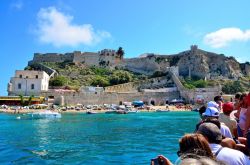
{"left": 27, "top": 110, "right": 61, "bottom": 119}
{"left": 86, "top": 111, "right": 98, "bottom": 114}
{"left": 155, "top": 109, "right": 170, "bottom": 112}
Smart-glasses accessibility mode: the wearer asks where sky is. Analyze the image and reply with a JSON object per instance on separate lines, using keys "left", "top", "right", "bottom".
{"left": 1, "top": 0, "right": 250, "bottom": 95}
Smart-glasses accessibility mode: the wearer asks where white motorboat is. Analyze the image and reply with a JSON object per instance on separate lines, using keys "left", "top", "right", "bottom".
{"left": 86, "top": 111, "right": 98, "bottom": 114}
{"left": 28, "top": 110, "right": 62, "bottom": 119}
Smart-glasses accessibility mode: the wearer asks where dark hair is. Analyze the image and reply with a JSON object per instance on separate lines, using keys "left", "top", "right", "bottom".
{"left": 214, "top": 96, "right": 223, "bottom": 102}
{"left": 199, "top": 106, "right": 206, "bottom": 116}
{"left": 202, "top": 118, "right": 221, "bottom": 129}
{"left": 239, "top": 93, "right": 248, "bottom": 108}
{"left": 178, "top": 134, "right": 215, "bottom": 160}
{"left": 240, "top": 93, "right": 247, "bottom": 101}
{"left": 235, "top": 93, "right": 241, "bottom": 99}
{"left": 195, "top": 117, "right": 221, "bottom": 132}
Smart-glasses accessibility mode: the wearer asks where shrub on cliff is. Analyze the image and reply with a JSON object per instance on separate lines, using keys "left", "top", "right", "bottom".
{"left": 222, "top": 81, "right": 244, "bottom": 94}
{"left": 182, "top": 78, "right": 208, "bottom": 89}
{"left": 150, "top": 71, "right": 167, "bottom": 78}
{"left": 110, "top": 70, "right": 133, "bottom": 85}
{"left": 49, "top": 76, "right": 69, "bottom": 86}
{"left": 91, "top": 76, "right": 110, "bottom": 87}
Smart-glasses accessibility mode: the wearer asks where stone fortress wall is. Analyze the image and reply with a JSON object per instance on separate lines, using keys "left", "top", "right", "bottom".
{"left": 104, "top": 76, "right": 174, "bottom": 93}
{"left": 43, "top": 90, "right": 180, "bottom": 106}
{"left": 29, "top": 49, "right": 122, "bottom": 68}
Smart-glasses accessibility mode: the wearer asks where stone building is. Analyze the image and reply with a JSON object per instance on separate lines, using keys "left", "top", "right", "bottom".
{"left": 8, "top": 70, "right": 50, "bottom": 96}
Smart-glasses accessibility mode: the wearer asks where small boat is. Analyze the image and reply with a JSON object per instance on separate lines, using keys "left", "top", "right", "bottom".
{"left": 155, "top": 109, "right": 170, "bottom": 112}
{"left": 105, "top": 110, "right": 117, "bottom": 114}
{"left": 86, "top": 111, "right": 97, "bottom": 114}
{"left": 116, "top": 110, "right": 128, "bottom": 114}
{"left": 126, "top": 109, "right": 139, "bottom": 113}
{"left": 27, "top": 110, "right": 61, "bottom": 119}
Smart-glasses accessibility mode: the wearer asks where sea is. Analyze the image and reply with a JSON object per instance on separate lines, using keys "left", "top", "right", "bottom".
{"left": 0, "top": 112, "right": 200, "bottom": 164}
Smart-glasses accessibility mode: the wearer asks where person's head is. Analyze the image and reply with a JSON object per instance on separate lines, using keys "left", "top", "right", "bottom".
{"left": 202, "top": 118, "right": 221, "bottom": 129}
{"left": 199, "top": 106, "right": 207, "bottom": 118}
{"left": 197, "top": 123, "right": 222, "bottom": 144}
{"left": 202, "top": 107, "right": 219, "bottom": 119}
{"left": 178, "top": 134, "right": 214, "bottom": 160}
{"left": 239, "top": 93, "right": 248, "bottom": 108}
{"left": 214, "top": 96, "right": 223, "bottom": 104}
{"left": 222, "top": 102, "right": 234, "bottom": 116}
{"left": 235, "top": 93, "right": 241, "bottom": 103}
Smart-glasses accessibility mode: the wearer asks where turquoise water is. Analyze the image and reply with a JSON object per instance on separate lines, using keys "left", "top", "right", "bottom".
{"left": 0, "top": 112, "right": 199, "bottom": 164}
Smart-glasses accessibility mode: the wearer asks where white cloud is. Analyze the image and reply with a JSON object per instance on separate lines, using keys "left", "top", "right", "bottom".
{"left": 11, "top": 1, "right": 23, "bottom": 10}
{"left": 204, "top": 27, "right": 250, "bottom": 48}
{"left": 35, "top": 7, "right": 111, "bottom": 47}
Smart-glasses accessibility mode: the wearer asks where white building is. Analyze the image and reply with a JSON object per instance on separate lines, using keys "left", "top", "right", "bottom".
{"left": 8, "top": 70, "right": 50, "bottom": 96}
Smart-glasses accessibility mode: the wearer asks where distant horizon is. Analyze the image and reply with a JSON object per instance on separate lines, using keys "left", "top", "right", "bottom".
{"left": 1, "top": 0, "right": 250, "bottom": 95}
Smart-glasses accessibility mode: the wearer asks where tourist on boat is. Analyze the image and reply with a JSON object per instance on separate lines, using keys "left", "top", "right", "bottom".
{"left": 214, "top": 96, "right": 224, "bottom": 111}
{"left": 197, "top": 123, "right": 250, "bottom": 165}
{"left": 234, "top": 93, "right": 242, "bottom": 112}
{"left": 201, "top": 106, "right": 233, "bottom": 139}
{"left": 245, "top": 92, "right": 250, "bottom": 155}
{"left": 177, "top": 133, "right": 215, "bottom": 160}
{"left": 219, "top": 102, "right": 237, "bottom": 138}
{"left": 235, "top": 93, "right": 248, "bottom": 137}
{"left": 151, "top": 133, "right": 223, "bottom": 165}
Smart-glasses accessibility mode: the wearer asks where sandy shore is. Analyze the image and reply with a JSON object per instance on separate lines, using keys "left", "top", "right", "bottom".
{"left": 0, "top": 105, "right": 193, "bottom": 114}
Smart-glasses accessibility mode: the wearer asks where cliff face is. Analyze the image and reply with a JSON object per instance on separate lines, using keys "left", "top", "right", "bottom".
{"left": 177, "top": 49, "right": 243, "bottom": 79}
{"left": 120, "top": 55, "right": 169, "bottom": 75}
{"left": 121, "top": 46, "right": 248, "bottom": 79}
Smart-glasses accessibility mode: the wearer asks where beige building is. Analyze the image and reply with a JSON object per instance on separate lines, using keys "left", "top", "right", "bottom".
{"left": 8, "top": 70, "right": 50, "bottom": 96}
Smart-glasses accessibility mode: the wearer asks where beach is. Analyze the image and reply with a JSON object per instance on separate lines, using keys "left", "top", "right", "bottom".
{"left": 0, "top": 105, "right": 193, "bottom": 114}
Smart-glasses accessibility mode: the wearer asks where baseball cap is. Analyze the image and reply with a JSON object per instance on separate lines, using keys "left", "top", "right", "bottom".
{"left": 207, "top": 101, "right": 219, "bottom": 110}
{"left": 197, "top": 123, "right": 222, "bottom": 142}
{"left": 202, "top": 107, "right": 219, "bottom": 117}
{"left": 222, "top": 102, "right": 234, "bottom": 114}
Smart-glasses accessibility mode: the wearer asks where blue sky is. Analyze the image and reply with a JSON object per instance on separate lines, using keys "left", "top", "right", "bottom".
{"left": 1, "top": 0, "right": 250, "bottom": 95}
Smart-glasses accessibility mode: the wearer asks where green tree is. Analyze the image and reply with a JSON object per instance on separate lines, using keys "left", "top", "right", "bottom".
{"left": 19, "top": 94, "right": 25, "bottom": 106}
{"left": 110, "top": 70, "right": 132, "bottom": 85}
{"left": 49, "top": 76, "right": 69, "bottom": 86}
{"left": 116, "top": 47, "right": 124, "bottom": 59}
{"left": 28, "top": 95, "right": 34, "bottom": 105}
{"left": 91, "top": 76, "right": 110, "bottom": 87}
{"left": 222, "top": 81, "right": 244, "bottom": 94}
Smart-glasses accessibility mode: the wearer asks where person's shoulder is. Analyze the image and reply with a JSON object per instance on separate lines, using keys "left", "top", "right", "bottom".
{"left": 222, "top": 147, "right": 247, "bottom": 157}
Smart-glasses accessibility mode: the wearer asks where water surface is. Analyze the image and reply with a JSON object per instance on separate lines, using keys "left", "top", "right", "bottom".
{"left": 0, "top": 112, "right": 200, "bottom": 164}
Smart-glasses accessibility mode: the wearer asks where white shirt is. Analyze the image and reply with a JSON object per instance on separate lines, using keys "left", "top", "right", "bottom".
{"left": 220, "top": 123, "right": 233, "bottom": 139}
{"left": 209, "top": 143, "right": 250, "bottom": 165}
{"left": 239, "top": 108, "right": 247, "bottom": 130}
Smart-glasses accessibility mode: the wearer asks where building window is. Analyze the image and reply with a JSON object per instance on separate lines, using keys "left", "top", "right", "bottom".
{"left": 31, "top": 84, "right": 34, "bottom": 90}
{"left": 19, "top": 75, "right": 22, "bottom": 78}
{"left": 18, "top": 83, "right": 21, "bottom": 89}
{"left": 36, "top": 75, "right": 38, "bottom": 79}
